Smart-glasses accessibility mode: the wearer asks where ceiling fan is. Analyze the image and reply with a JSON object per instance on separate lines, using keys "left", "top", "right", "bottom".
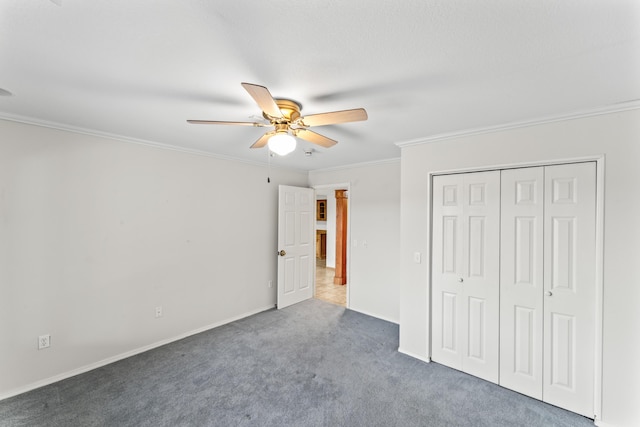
{"left": 187, "top": 83, "right": 368, "bottom": 156}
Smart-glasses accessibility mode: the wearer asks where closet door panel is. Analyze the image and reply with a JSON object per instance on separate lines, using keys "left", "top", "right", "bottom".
{"left": 460, "top": 171, "right": 500, "bottom": 383}
{"left": 543, "top": 162, "right": 596, "bottom": 418}
{"left": 432, "top": 171, "right": 502, "bottom": 385}
{"left": 500, "top": 167, "right": 544, "bottom": 398}
{"left": 441, "top": 292, "right": 458, "bottom": 352}
{"left": 432, "top": 174, "right": 464, "bottom": 369}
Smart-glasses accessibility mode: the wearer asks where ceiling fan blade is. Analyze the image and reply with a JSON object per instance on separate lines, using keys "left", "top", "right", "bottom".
{"left": 241, "top": 82, "right": 284, "bottom": 119}
{"left": 297, "top": 108, "right": 367, "bottom": 127}
{"left": 250, "top": 131, "right": 274, "bottom": 149}
{"left": 294, "top": 129, "right": 337, "bottom": 148}
{"left": 187, "top": 120, "right": 266, "bottom": 127}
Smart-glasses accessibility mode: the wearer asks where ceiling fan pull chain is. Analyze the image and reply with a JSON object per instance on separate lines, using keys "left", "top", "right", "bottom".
{"left": 267, "top": 148, "right": 271, "bottom": 183}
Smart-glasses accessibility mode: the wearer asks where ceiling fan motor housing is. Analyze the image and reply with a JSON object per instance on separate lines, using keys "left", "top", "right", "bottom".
{"left": 265, "top": 99, "right": 302, "bottom": 123}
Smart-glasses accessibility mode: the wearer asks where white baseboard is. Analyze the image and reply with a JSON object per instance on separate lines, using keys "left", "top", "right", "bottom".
{"left": 0, "top": 304, "right": 275, "bottom": 401}
{"left": 398, "top": 347, "right": 431, "bottom": 363}
{"left": 348, "top": 307, "right": 399, "bottom": 325}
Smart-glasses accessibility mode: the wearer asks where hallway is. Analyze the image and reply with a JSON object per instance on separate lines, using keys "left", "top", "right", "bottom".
{"left": 314, "top": 259, "right": 346, "bottom": 307}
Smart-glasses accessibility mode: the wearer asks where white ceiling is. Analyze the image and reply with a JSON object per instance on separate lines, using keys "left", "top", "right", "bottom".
{"left": 1, "top": 1, "right": 639, "bottom": 171}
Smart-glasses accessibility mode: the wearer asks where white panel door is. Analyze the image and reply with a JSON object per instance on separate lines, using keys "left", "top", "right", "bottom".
{"left": 432, "top": 171, "right": 500, "bottom": 383}
{"left": 277, "top": 185, "right": 314, "bottom": 309}
{"left": 461, "top": 171, "right": 501, "bottom": 383}
{"left": 542, "top": 162, "right": 596, "bottom": 417}
{"left": 500, "top": 167, "right": 544, "bottom": 398}
{"left": 432, "top": 174, "right": 464, "bottom": 370}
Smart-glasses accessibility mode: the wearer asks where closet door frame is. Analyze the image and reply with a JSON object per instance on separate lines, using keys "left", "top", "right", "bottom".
{"left": 427, "top": 155, "right": 605, "bottom": 421}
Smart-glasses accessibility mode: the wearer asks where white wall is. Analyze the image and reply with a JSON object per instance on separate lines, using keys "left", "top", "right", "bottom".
{"left": 309, "top": 160, "right": 401, "bottom": 323}
{"left": 0, "top": 119, "right": 307, "bottom": 398}
{"left": 398, "top": 109, "right": 640, "bottom": 427}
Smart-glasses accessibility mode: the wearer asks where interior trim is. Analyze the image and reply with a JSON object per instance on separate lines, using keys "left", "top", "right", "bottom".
{"left": 0, "top": 114, "right": 307, "bottom": 173}
{"left": 395, "top": 100, "right": 640, "bottom": 147}
{"left": 310, "top": 157, "right": 400, "bottom": 173}
{"left": 0, "top": 304, "right": 276, "bottom": 402}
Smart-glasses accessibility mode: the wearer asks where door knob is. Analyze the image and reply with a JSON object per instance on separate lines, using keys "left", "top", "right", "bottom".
{"left": 458, "top": 277, "right": 464, "bottom": 283}
{"left": 545, "top": 291, "right": 553, "bottom": 296}
{"left": 278, "top": 250, "right": 286, "bottom": 256}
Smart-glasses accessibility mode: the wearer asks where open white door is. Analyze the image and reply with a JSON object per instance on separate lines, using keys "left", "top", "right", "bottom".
{"left": 277, "top": 185, "right": 315, "bottom": 309}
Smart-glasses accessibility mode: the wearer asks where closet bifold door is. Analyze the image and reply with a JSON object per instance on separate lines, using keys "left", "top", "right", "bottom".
{"left": 431, "top": 171, "right": 500, "bottom": 383}
{"left": 542, "top": 162, "right": 596, "bottom": 417}
{"left": 499, "top": 167, "right": 545, "bottom": 399}
{"left": 499, "top": 162, "right": 596, "bottom": 417}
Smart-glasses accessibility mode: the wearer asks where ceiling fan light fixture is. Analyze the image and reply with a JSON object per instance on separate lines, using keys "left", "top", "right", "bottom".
{"left": 268, "top": 132, "right": 296, "bottom": 156}
{"left": 187, "top": 83, "right": 367, "bottom": 154}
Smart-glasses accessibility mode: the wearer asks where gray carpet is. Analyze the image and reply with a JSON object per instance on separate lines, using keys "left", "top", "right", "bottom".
{"left": 0, "top": 299, "right": 593, "bottom": 427}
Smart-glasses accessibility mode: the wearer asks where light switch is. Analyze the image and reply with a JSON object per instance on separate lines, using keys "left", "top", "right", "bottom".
{"left": 413, "top": 252, "right": 421, "bottom": 264}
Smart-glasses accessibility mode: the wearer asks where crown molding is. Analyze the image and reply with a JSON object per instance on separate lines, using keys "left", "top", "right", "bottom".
{"left": 395, "top": 99, "right": 640, "bottom": 148}
{"left": 0, "top": 112, "right": 311, "bottom": 173}
{"left": 309, "top": 157, "right": 400, "bottom": 173}
{"left": 0, "top": 111, "right": 395, "bottom": 175}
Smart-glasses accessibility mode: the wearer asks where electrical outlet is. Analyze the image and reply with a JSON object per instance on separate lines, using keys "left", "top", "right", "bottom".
{"left": 38, "top": 334, "right": 50, "bottom": 350}
{"left": 155, "top": 306, "right": 163, "bottom": 318}
{"left": 268, "top": 280, "right": 273, "bottom": 288}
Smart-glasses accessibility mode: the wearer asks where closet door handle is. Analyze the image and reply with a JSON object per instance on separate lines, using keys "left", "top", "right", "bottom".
{"left": 545, "top": 291, "right": 553, "bottom": 297}
{"left": 458, "top": 277, "right": 464, "bottom": 283}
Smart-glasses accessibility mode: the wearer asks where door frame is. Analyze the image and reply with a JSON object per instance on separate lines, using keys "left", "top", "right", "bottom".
{"left": 427, "top": 155, "right": 605, "bottom": 421}
{"left": 312, "top": 182, "right": 351, "bottom": 308}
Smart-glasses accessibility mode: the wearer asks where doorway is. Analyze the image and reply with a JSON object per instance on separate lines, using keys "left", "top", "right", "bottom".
{"left": 314, "top": 185, "right": 348, "bottom": 307}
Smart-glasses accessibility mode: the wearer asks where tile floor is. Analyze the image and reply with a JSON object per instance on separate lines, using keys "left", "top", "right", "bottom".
{"left": 315, "top": 259, "right": 346, "bottom": 307}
